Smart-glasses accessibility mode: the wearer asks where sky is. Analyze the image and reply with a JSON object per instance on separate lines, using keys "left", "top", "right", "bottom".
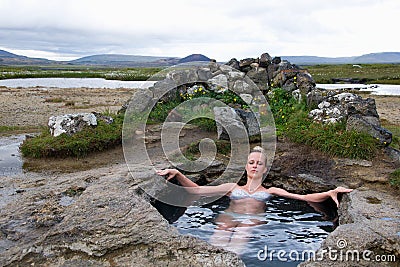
{"left": 0, "top": 0, "right": 399, "bottom": 61}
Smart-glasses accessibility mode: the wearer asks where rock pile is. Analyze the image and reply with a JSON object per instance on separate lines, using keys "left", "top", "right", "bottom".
{"left": 226, "top": 53, "right": 316, "bottom": 94}
{"left": 307, "top": 91, "right": 392, "bottom": 145}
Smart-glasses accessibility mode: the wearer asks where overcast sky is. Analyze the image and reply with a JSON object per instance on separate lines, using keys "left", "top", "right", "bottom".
{"left": 0, "top": 0, "right": 399, "bottom": 61}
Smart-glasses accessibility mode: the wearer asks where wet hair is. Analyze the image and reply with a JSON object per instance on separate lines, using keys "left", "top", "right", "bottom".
{"left": 249, "top": 146, "right": 268, "bottom": 164}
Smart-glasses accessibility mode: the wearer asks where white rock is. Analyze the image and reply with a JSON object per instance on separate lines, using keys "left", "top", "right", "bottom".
{"left": 318, "top": 101, "right": 331, "bottom": 109}
{"left": 48, "top": 113, "right": 97, "bottom": 137}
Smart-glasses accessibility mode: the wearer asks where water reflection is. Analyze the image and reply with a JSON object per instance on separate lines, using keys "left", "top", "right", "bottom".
{"left": 0, "top": 135, "right": 25, "bottom": 176}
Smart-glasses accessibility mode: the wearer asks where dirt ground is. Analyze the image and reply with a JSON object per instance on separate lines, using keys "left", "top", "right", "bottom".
{"left": 0, "top": 87, "right": 399, "bottom": 194}
{"left": 0, "top": 87, "right": 136, "bottom": 127}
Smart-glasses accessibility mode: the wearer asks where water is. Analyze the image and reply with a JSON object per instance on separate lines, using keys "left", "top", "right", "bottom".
{"left": 166, "top": 196, "right": 336, "bottom": 267}
{"left": 0, "top": 78, "right": 155, "bottom": 89}
{"left": 0, "top": 78, "right": 399, "bottom": 95}
{"left": 316, "top": 83, "right": 400, "bottom": 96}
{"left": 0, "top": 135, "right": 25, "bottom": 176}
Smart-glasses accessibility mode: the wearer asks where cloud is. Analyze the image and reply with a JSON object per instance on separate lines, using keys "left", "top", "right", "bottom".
{"left": 0, "top": 0, "right": 399, "bottom": 61}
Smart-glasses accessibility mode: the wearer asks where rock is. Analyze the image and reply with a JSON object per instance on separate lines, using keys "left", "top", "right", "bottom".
{"left": 197, "top": 67, "right": 213, "bottom": 81}
{"left": 239, "top": 58, "right": 256, "bottom": 68}
{"left": 346, "top": 115, "right": 392, "bottom": 145}
{"left": 347, "top": 97, "right": 379, "bottom": 118}
{"left": 48, "top": 113, "right": 97, "bottom": 137}
{"left": 335, "top": 158, "right": 373, "bottom": 167}
{"left": 239, "top": 93, "right": 253, "bottom": 105}
{"left": 259, "top": 53, "right": 272, "bottom": 67}
{"left": 235, "top": 109, "right": 261, "bottom": 137}
{"left": 300, "top": 190, "right": 400, "bottom": 267}
{"left": 272, "top": 57, "right": 281, "bottom": 64}
{"left": 213, "top": 107, "right": 248, "bottom": 140}
{"left": 125, "top": 88, "right": 155, "bottom": 114}
{"left": 208, "top": 74, "right": 229, "bottom": 91}
{"left": 265, "top": 173, "right": 336, "bottom": 194}
{"left": 225, "top": 58, "right": 240, "bottom": 70}
{"left": 92, "top": 112, "right": 114, "bottom": 124}
{"left": 233, "top": 79, "right": 252, "bottom": 94}
{"left": 384, "top": 147, "right": 400, "bottom": 164}
{"left": 150, "top": 78, "right": 178, "bottom": 102}
{"left": 0, "top": 165, "right": 244, "bottom": 266}
{"left": 296, "top": 72, "right": 316, "bottom": 95}
{"left": 246, "top": 67, "right": 268, "bottom": 91}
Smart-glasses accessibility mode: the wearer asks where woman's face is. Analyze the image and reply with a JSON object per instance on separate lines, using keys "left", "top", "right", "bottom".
{"left": 246, "top": 152, "right": 267, "bottom": 179}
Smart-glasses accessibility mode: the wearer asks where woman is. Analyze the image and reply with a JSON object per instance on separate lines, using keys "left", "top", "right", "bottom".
{"left": 156, "top": 146, "right": 352, "bottom": 208}
{"left": 156, "top": 146, "right": 352, "bottom": 253}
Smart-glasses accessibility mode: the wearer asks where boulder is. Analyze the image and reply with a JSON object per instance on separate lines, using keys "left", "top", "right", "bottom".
{"left": 48, "top": 113, "right": 98, "bottom": 137}
{"left": 346, "top": 115, "right": 392, "bottom": 145}
{"left": 259, "top": 53, "right": 272, "bottom": 68}
{"left": 225, "top": 58, "right": 240, "bottom": 70}
{"left": 213, "top": 107, "right": 261, "bottom": 140}
{"left": 300, "top": 190, "right": 400, "bottom": 266}
{"left": 0, "top": 164, "right": 244, "bottom": 266}
{"left": 213, "top": 107, "right": 248, "bottom": 140}
{"left": 208, "top": 74, "right": 229, "bottom": 92}
{"left": 246, "top": 67, "right": 268, "bottom": 91}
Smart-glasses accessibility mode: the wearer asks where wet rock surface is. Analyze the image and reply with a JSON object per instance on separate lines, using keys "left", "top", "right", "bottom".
{"left": 0, "top": 164, "right": 244, "bottom": 266}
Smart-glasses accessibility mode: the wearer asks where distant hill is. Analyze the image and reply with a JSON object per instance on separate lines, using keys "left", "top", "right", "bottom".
{"left": 178, "top": 54, "right": 211, "bottom": 64}
{"left": 353, "top": 52, "right": 400, "bottom": 63}
{"left": 1, "top": 49, "right": 400, "bottom": 67}
{"left": 0, "top": 49, "right": 55, "bottom": 65}
{"left": 282, "top": 52, "right": 400, "bottom": 65}
{"left": 71, "top": 54, "right": 180, "bottom": 67}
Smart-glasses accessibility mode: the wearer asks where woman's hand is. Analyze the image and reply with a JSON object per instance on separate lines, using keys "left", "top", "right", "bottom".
{"left": 329, "top": 187, "right": 353, "bottom": 207}
{"left": 156, "top": 169, "right": 180, "bottom": 181}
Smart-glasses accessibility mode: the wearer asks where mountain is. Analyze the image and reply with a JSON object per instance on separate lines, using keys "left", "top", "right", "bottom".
{"left": 1, "top": 49, "right": 400, "bottom": 67}
{"left": 71, "top": 54, "right": 180, "bottom": 67}
{"left": 178, "top": 54, "right": 211, "bottom": 64}
{"left": 353, "top": 52, "right": 400, "bottom": 63}
{"left": 0, "top": 49, "right": 55, "bottom": 65}
{"left": 282, "top": 52, "right": 400, "bottom": 65}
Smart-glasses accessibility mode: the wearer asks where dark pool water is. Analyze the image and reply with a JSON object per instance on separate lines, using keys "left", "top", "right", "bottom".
{"left": 164, "top": 196, "right": 337, "bottom": 267}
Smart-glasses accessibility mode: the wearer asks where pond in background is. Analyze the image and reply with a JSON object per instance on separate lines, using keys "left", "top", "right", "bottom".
{"left": 154, "top": 196, "right": 337, "bottom": 267}
{"left": 0, "top": 78, "right": 156, "bottom": 89}
{"left": 316, "top": 83, "right": 400, "bottom": 96}
{"left": 0, "top": 78, "right": 399, "bottom": 95}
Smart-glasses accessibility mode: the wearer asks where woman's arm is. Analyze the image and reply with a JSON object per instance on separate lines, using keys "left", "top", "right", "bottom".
{"left": 156, "top": 169, "right": 237, "bottom": 196}
{"left": 267, "top": 186, "right": 353, "bottom": 207}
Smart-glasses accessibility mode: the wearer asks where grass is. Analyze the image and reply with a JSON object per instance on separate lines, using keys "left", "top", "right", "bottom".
{"left": 0, "top": 125, "right": 44, "bottom": 135}
{"left": 20, "top": 114, "right": 123, "bottom": 158}
{"left": 304, "top": 63, "right": 400, "bottom": 84}
{"left": 0, "top": 66, "right": 162, "bottom": 81}
{"left": 389, "top": 169, "right": 400, "bottom": 189}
